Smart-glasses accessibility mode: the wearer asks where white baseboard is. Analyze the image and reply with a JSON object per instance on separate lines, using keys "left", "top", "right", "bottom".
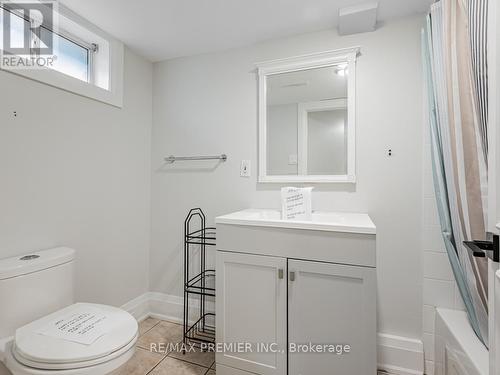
{"left": 147, "top": 292, "right": 186, "bottom": 324}
{"left": 121, "top": 293, "right": 151, "bottom": 322}
{"left": 123, "top": 293, "right": 424, "bottom": 375}
{"left": 377, "top": 333, "right": 424, "bottom": 375}
{"left": 122, "top": 292, "right": 215, "bottom": 325}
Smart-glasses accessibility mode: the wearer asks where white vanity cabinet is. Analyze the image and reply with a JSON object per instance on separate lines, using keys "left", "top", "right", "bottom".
{"left": 215, "top": 209, "right": 377, "bottom": 375}
{"left": 287, "top": 260, "right": 376, "bottom": 375}
{"left": 216, "top": 252, "right": 287, "bottom": 375}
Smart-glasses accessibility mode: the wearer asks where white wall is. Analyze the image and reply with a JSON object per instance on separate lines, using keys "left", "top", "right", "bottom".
{"left": 151, "top": 14, "right": 425, "bottom": 342}
{"left": 0, "top": 48, "right": 152, "bottom": 307}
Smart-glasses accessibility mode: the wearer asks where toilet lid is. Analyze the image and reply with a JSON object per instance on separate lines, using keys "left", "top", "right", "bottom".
{"left": 13, "top": 303, "right": 138, "bottom": 369}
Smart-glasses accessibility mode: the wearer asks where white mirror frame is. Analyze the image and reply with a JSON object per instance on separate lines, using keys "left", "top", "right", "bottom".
{"left": 257, "top": 47, "right": 360, "bottom": 183}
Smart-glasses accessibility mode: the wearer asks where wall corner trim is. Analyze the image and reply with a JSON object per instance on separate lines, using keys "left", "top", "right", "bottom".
{"left": 123, "top": 292, "right": 424, "bottom": 374}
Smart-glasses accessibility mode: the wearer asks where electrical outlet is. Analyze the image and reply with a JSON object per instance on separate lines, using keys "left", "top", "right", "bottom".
{"left": 240, "top": 160, "right": 251, "bottom": 177}
{"left": 288, "top": 154, "right": 298, "bottom": 165}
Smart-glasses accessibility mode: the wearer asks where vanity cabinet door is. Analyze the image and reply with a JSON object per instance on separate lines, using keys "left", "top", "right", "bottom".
{"left": 288, "top": 260, "right": 377, "bottom": 375}
{"left": 216, "top": 251, "right": 287, "bottom": 375}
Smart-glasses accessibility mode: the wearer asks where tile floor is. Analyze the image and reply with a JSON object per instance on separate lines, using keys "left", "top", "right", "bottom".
{"left": 0, "top": 319, "right": 392, "bottom": 374}
{"left": 0, "top": 318, "right": 215, "bottom": 375}
{"left": 113, "top": 318, "right": 215, "bottom": 375}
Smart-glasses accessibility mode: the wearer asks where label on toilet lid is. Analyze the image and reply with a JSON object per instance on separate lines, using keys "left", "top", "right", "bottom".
{"left": 35, "top": 307, "right": 126, "bottom": 345}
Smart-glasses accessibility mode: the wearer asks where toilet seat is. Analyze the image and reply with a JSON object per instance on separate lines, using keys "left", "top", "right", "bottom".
{"left": 5, "top": 340, "right": 135, "bottom": 375}
{"left": 12, "top": 333, "right": 138, "bottom": 370}
{"left": 11, "top": 303, "right": 138, "bottom": 371}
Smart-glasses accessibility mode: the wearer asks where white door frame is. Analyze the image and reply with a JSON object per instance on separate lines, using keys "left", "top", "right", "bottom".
{"left": 297, "top": 98, "right": 348, "bottom": 175}
{"left": 488, "top": 0, "right": 499, "bottom": 233}
{"left": 488, "top": 0, "right": 500, "bottom": 371}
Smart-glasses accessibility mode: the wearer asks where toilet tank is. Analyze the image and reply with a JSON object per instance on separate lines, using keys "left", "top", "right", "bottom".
{"left": 0, "top": 247, "right": 75, "bottom": 339}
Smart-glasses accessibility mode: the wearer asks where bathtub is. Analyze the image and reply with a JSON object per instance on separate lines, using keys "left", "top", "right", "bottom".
{"left": 434, "top": 308, "right": 488, "bottom": 375}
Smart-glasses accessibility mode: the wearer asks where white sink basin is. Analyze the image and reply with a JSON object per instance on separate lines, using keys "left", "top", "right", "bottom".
{"left": 215, "top": 209, "right": 376, "bottom": 234}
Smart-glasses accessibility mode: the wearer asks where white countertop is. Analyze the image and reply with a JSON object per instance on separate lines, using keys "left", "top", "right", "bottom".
{"left": 215, "top": 209, "right": 376, "bottom": 235}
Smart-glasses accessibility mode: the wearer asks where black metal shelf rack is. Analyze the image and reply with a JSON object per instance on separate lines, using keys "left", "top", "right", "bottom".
{"left": 183, "top": 208, "right": 216, "bottom": 348}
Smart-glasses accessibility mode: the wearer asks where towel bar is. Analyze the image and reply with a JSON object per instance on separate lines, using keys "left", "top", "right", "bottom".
{"left": 164, "top": 154, "right": 227, "bottom": 163}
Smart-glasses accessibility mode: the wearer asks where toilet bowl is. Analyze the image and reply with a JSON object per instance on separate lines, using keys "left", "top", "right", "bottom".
{"left": 4, "top": 303, "right": 138, "bottom": 375}
{"left": 0, "top": 248, "right": 138, "bottom": 375}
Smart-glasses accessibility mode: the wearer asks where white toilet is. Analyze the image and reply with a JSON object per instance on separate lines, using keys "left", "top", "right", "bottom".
{"left": 0, "top": 247, "right": 138, "bottom": 375}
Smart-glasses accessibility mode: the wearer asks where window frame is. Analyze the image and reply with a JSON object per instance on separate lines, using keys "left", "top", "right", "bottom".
{"left": 0, "top": 2, "right": 124, "bottom": 107}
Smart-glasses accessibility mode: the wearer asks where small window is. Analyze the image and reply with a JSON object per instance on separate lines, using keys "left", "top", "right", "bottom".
{"left": 0, "top": 2, "right": 124, "bottom": 107}
{"left": 2, "top": 6, "right": 93, "bottom": 83}
{"left": 40, "top": 27, "right": 92, "bottom": 83}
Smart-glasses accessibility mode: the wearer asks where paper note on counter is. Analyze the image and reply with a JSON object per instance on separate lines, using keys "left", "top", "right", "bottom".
{"left": 281, "top": 187, "right": 313, "bottom": 221}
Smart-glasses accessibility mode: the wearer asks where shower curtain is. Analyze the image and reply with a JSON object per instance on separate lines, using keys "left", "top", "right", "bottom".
{"left": 423, "top": 0, "right": 489, "bottom": 346}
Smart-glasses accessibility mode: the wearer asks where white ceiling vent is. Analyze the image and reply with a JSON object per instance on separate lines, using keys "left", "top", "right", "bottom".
{"left": 338, "top": 2, "right": 378, "bottom": 36}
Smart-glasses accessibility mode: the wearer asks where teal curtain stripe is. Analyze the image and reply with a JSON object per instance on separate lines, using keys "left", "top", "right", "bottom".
{"left": 422, "top": 17, "right": 487, "bottom": 347}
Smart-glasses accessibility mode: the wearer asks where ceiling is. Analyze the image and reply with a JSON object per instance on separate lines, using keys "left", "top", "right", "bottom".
{"left": 60, "top": 0, "right": 431, "bottom": 62}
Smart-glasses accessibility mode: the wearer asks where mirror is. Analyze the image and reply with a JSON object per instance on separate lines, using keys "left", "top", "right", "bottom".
{"left": 257, "top": 48, "right": 358, "bottom": 183}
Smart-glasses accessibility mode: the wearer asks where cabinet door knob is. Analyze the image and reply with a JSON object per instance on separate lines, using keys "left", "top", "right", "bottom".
{"left": 289, "top": 271, "right": 296, "bottom": 282}
{"left": 278, "top": 269, "right": 284, "bottom": 279}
